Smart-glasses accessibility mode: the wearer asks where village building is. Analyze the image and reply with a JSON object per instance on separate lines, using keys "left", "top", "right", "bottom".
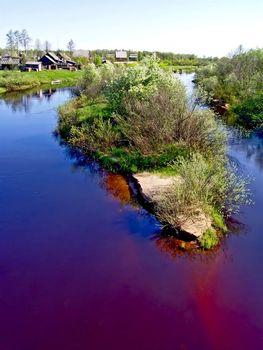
{"left": 39, "top": 52, "right": 62, "bottom": 69}
{"left": 39, "top": 52, "right": 77, "bottom": 70}
{"left": 0, "top": 55, "right": 20, "bottom": 70}
{"left": 115, "top": 50, "right": 128, "bottom": 62}
{"left": 25, "top": 61, "right": 42, "bottom": 71}
{"left": 129, "top": 53, "right": 138, "bottom": 61}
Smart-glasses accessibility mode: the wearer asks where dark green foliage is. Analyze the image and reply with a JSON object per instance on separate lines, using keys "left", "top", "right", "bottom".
{"left": 196, "top": 48, "right": 263, "bottom": 129}
{"left": 233, "top": 94, "right": 263, "bottom": 129}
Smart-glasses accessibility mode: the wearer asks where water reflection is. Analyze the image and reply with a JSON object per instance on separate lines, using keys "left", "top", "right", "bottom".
{"left": 0, "top": 87, "right": 59, "bottom": 113}
{"left": 231, "top": 132, "right": 263, "bottom": 169}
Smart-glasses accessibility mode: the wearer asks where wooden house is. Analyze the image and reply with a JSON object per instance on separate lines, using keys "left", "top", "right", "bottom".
{"left": 115, "top": 50, "right": 128, "bottom": 62}
{"left": 56, "top": 52, "right": 78, "bottom": 69}
{"left": 0, "top": 55, "right": 20, "bottom": 70}
{"left": 39, "top": 52, "right": 62, "bottom": 69}
{"left": 39, "top": 52, "right": 77, "bottom": 70}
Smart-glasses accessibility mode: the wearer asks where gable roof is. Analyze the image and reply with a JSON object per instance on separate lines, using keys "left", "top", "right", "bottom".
{"left": 46, "top": 52, "right": 62, "bottom": 62}
{"left": 39, "top": 54, "right": 56, "bottom": 64}
{"left": 0, "top": 56, "right": 20, "bottom": 65}
{"left": 116, "top": 51, "right": 128, "bottom": 59}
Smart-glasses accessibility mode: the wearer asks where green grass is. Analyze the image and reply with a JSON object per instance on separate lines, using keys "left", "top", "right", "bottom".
{"left": 0, "top": 87, "right": 7, "bottom": 94}
{"left": 210, "top": 208, "right": 228, "bottom": 233}
{"left": 150, "top": 167, "right": 178, "bottom": 176}
{"left": 75, "top": 101, "right": 110, "bottom": 122}
{"left": 0, "top": 70, "right": 83, "bottom": 92}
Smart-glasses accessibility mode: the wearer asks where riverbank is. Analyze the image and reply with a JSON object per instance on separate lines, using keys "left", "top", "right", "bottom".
{"left": 195, "top": 48, "right": 263, "bottom": 129}
{"left": 57, "top": 59, "right": 249, "bottom": 249}
{"left": 0, "top": 70, "right": 82, "bottom": 94}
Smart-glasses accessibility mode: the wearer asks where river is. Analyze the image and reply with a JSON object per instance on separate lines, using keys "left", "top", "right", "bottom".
{"left": 0, "top": 84, "right": 262, "bottom": 349}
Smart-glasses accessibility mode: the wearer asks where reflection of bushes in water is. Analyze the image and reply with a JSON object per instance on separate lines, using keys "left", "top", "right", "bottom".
{"left": 58, "top": 141, "right": 137, "bottom": 206}
{"left": 1, "top": 87, "right": 58, "bottom": 113}
{"left": 103, "top": 174, "right": 132, "bottom": 204}
{"left": 155, "top": 235, "right": 221, "bottom": 260}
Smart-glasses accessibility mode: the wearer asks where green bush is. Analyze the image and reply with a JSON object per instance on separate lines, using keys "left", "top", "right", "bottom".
{"left": 196, "top": 48, "right": 263, "bottom": 129}
{"left": 233, "top": 94, "right": 263, "bottom": 129}
{"left": 200, "top": 228, "right": 219, "bottom": 249}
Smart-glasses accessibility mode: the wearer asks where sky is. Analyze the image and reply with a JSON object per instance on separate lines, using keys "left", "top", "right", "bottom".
{"left": 0, "top": 0, "right": 262, "bottom": 57}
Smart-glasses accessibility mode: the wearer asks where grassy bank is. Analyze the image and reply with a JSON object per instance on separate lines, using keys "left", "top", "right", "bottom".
{"left": 0, "top": 70, "right": 83, "bottom": 93}
{"left": 57, "top": 58, "right": 249, "bottom": 249}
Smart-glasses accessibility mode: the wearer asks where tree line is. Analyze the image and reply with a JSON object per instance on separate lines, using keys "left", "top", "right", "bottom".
{"left": 3, "top": 29, "right": 75, "bottom": 58}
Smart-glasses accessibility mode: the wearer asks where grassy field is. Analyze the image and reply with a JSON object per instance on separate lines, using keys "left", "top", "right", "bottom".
{"left": 0, "top": 70, "right": 83, "bottom": 94}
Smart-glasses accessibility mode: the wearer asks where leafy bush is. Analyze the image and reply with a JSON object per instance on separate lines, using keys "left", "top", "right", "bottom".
{"left": 200, "top": 228, "right": 219, "bottom": 249}
{"left": 233, "top": 94, "right": 263, "bottom": 129}
{"left": 196, "top": 48, "right": 263, "bottom": 128}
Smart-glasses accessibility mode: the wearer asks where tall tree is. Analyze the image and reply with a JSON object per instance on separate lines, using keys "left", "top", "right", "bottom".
{"left": 20, "top": 29, "right": 31, "bottom": 54}
{"left": 44, "top": 40, "right": 51, "bottom": 52}
{"left": 67, "top": 39, "right": 75, "bottom": 56}
{"left": 6, "top": 30, "right": 16, "bottom": 56}
{"left": 14, "top": 30, "right": 21, "bottom": 54}
{"left": 34, "top": 39, "right": 42, "bottom": 58}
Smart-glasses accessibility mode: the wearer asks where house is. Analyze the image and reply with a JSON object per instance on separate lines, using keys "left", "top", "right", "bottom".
{"left": 115, "top": 50, "right": 128, "bottom": 62}
{"left": 73, "top": 50, "right": 90, "bottom": 59}
{"left": 129, "top": 53, "right": 138, "bottom": 62}
{"left": 39, "top": 52, "right": 77, "bottom": 70}
{"left": 0, "top": 55, "right": 20, "bottom": 70}
{"left": 56, "top": 52, "right": 78, "bottom": 69}
{"left": 39, "top": 52, "right": 61, "bottom": 69}
{"left": 25, "top": 61, "right": 42, "bottom": 71}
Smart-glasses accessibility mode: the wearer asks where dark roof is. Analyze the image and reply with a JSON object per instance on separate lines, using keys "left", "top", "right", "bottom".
{"left": 57, "top": 52, "right": 76, "bottom": 65}
{"left": 0, "top": 56, "right": 20, "bottom": 65}
{"left": 47, "top": 52, "right": 62, "bottom": 62}
{"left": 39, "top": 54, "right": 57, "bottom": 64}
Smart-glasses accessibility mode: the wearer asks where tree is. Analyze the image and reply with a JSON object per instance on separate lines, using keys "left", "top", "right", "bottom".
{"left": 6, "top": 30, "right": 16, "bottom": 55}
{"left": 14, "top": 30, "right": 21, "bottom": 54}
{"left": 20, "top": 29, "right": 31, "bottom": 54}
{"left": 67, "top": 39, "right": 75, "bottom": 56}
{"left": 44, "top": 40, "right": 51, "bottom": 52}
{"left": 34, "top": 39, "right": 42, "bottom": 58}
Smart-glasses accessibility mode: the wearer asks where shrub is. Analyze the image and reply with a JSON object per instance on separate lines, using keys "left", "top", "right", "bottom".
{"left": 200, "top": 228, "right": 219, "bottom": 249}
{"left": 156, "top": 153, "right": 249, "bottom": 229}
{"left": 69, "top": 118, "right": 120, "bottom": 153}
{"left": 233, "top": 94, "right": 263, "bottom": 129}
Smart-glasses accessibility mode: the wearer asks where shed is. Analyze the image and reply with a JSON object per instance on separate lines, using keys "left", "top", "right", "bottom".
{"left": 25, "top": 61, "right": 42, "bottom": 71}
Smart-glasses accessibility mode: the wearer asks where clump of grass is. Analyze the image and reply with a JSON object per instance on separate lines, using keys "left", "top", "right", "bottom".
{"left": 210, "top": 208, "right": 227, "bottom": 233}
{"left": 156, "top": 153, "right": 249, "bottom": 231}
{"left": 200, "top": 228, "right": 219, "bottom": 249}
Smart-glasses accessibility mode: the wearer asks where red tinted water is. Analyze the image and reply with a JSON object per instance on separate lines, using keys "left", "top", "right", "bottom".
{"left": 0, "top": 89, "right": 262, "bottom": 349}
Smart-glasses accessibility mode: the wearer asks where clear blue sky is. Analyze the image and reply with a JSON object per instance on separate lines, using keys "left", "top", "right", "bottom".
{"left": 0, "top": 0, "right": 262, "bottom": 57}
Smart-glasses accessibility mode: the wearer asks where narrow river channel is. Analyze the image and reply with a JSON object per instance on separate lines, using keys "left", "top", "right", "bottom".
{"left": 0, "top": 83, "right": 262, "bottom": 349}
